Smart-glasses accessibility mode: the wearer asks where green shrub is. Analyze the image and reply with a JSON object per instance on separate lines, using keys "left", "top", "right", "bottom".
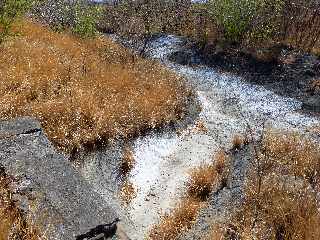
{"left": 208, "top": 0, "right": 284, "bottom": 44}
{"left": 72, "top": 4, "right": 102, "bottom": 38}
{"left": 0, "top": 0, "right": 37, "bottom": 43}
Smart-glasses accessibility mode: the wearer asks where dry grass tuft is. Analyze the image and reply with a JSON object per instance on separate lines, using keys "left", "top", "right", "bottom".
{"left": 119, "top": 180, "right": 136, "bottom": 205}
{"left": 187, "top": 150, "right": 229, "bottom": 201}
{"left": 206, "top": 225, "right": 226, "bottom": 240}
{"left": 310, "top": 79, "right": 320, "bottom": 93}
{"left": 0, "top": 19, "right": 188, "bottom": 152}
{"left": 0, "top": 169, "right": 40, "bottom": 240}
{"left": 148, "top": 198, "right": 202, "bottom": 240}
{"left": 232, "top": 134, "right": 246, "bottom": 150}
{"left": 194, "top": 120, "right": 208, "bottom": 133}
{"left": 120, "top": 146, "right": 135, "bottom": 175}
{"left": 187, "top": 164, "right": 217, "bottom": 201}
{"left": 231, "top": 175, "right": 320, "bottom": 240}
{"left": 262, "top": 131, "right": 320, "bottom": 188}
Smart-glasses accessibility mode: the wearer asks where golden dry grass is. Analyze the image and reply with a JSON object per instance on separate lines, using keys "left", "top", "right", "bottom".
{"left": 187, "top": 164, "right": 217, "bottom": 201}
{"left": 231, "top": 176, "right": 320, "bottom": 240}
{"left": 187, "top": 150, "right": 228, "bottom": 201}
{"left": 120, "top": 146, "right": 135, "bottom": 175}
{"left": 119, "top": 180, "right": 136, "bottom": 205}
{"left": 0, "top": 170, "right": 39, "bottom": 240}
{"left": 206, "top": 225, "right": 225, "bottom": 240}
{"left": 0, "top": 19, "right": 188, "bottom": 152}
{"left": 262, "top": 131, "right": 320, "bottom": 188}
{"left": 148, "top": 198, "right": 202, "bottom": 240}
{"left": 310, "top": 79, "right": 320, "bottom": 93}
{"left": 232, "top": 134, "right": 246, "bottom": 150}
{"left": 224, "top": 131, "right": 320, "bottom": 240}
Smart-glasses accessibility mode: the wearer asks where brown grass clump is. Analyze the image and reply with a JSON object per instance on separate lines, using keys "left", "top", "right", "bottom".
{"left": 310, "top": 79, "right": 320, "bottom": 93}
{"left": 206, "top": 225, "right": 226, "bottom": 240}
{"left": 120, "top": 146, "right": 135, "bottom": 175}
{"left": 231, "top": 175, "right": 320, "bottom": 240}
{"left": 119, "top": 180, "right": 136, "bottom": 205}
{"left": 194, "top": 120, "right": 208, "bottom": 133}
{"left": 0, "top": 169, "right": 40, "bottom": 240}
{"left": 187, "top": 150, "right": 229, "bottom": 201}
{"left": 262, "top": 131, "right": 320, "bottom": 188}
{"left": 148, "top": 198, "right": 202, "bottom": 240}
{"left": 187, "top": 164, "right": 217, "bottom": 201}
{"left": 232, "top": 134, "right": 246, "bottom": 150}
{"left": 0, "top": 19, "right": 188, "bottom": 152}
{"left": 224, "top": 130, "right": 320, "bottom": 240}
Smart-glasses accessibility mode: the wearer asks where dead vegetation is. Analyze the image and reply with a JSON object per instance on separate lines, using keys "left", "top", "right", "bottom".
{"left": 120, "top": 146, "right": 135, "bottom": 175}
{"left": 119, "top": 180, "right": 136, "bottom": 205}
{"left": 0, "top": 167, "right": 40, "bottom": 240}
{"left": 0, "top": 19, "right": 189, "bottom": 153}
{"left": 149, "top": 150, "right": 229, "bottom": 240}
{"left": 187, "top": 150, "right": 228, "bottom": 201}
{"left": 148, "top": 198, "right": 202, "bottom": 240}
{"left": 232, "top": 134, "right": 246, "bottom": 150}
{"left": 207, "top": 130, "right": 320, "bottom": 240}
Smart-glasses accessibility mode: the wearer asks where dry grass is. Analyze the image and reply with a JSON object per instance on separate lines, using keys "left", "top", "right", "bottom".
{"left": 310, "top": 79, "right": 320, "bottom": 93}
{"left": 222, "top": 130, "right": 320, "bottom": 240}
{"left": 119, "top": 180, "right": 136, "bottom": 205}
{"left": 206, "top": 225, "right": 225, "bottom": 240}
{"left": 187, "top": 164, "right": 217, "bottom": 201}
{"left": 0, "top": 19, "right": 188, "bottom": 152}
{"left": 230, "top": 176, "right": 320, "bottom": 240}
{"left": 120, "top": 146, "right": 135, "bottom": 175}
{"left": 232, "top": 134, "right": 246, "bottom": 150}
{"left": 187, "top": 150, "right": 228, "bottom": 201}
{"left": 262, "top": 131, "right": 320, "bottom": 188}
{"left": 0, "top": 169, "right": 40, "bottom": 240}
{"left": 148, "top": 198, "right": 202, "bottom": 240}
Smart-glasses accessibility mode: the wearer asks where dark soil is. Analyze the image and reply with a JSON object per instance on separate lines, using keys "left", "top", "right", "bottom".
{"left": 168, "top": 41, "right": 320, "bottom": 114}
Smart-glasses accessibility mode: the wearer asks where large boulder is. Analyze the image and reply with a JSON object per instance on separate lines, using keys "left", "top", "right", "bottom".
{"left": 0, "top": 117, "right": 122, "bottom": 239}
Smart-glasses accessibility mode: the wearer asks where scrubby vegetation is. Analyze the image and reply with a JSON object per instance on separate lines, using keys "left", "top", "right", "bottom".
{"left": 120, "top": 146, "right": 135, "bottom": 175}
{"left": 100, "top": 0, "right": 320, "bottom": 56}
{"left": 207, "top": 130, "right": 320, "bottom": 240}
{"left": 149, "top": 198, "right": 202, "bottom": 240}
{"left": 0, "top": 20, "right": 188, "bottom": 153}
{"left": 0, "top": 0, "right": 37, "bottom": 43}
{"left": 0, "top": 167, "right": 40, "bottom": 240}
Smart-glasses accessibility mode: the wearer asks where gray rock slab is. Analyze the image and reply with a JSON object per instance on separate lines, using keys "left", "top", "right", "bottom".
{"left": 0, "top": 117, "right": 119, "bottom": 240}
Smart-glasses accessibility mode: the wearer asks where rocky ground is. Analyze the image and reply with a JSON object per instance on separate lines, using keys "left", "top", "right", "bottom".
{"left": 169, "top": 39, "right": 320, "bottom": 113}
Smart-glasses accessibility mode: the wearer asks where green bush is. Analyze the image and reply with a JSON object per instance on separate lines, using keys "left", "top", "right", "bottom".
{"left": 72, "top": 4, "right": 102, "bottom": 38}
{"left": 208, "top": 0, "right": 284, "bottom": 44}
{"left": 0, "top": 0, "right": 37, "bottom": 43}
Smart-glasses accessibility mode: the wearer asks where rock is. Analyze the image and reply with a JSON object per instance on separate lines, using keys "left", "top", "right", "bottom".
{"left": 0, "top": 117, "right": 120, "bottom": 240}
{"left": 169, "top": 51, "right": 194, "bottom": 65}
{"left": 303, "top": 95, "right": 320, "bottom": 111}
